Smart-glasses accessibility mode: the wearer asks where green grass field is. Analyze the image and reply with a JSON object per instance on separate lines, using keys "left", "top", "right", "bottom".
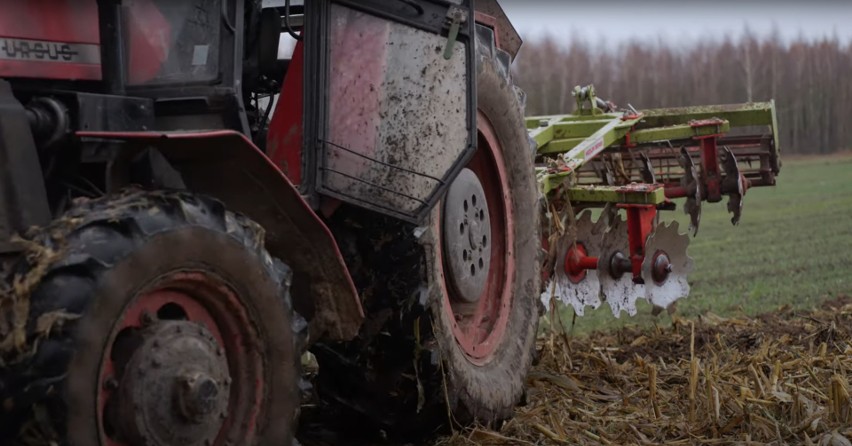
{"left": 550, "top": 154, "right": 852, "bottom": 334}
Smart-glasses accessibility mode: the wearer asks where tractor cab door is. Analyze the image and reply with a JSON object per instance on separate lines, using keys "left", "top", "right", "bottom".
{"left": 303, "top": 0, "right": 477, "bottom": 223}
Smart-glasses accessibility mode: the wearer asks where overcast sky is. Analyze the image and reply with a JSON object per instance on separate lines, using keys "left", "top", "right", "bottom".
{"left": 499, "top": 1, "right": 852, "bottom": 48}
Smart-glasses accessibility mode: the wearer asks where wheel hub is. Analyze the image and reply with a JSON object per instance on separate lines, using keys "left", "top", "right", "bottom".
{"left": 642, "top": 221, "right": 694, "bottom": 309}
{"left": 651, "top": 250, "right": 673, "bottom": 285}
{"left": 565, "top": 243, "right": 589, "bottom": 284}
{"left": 442, "top": 168, "right": 492, "bottom": 303}
{"left": 177, "top": 372, "right": 221, "bottom": 422}
{"left": 607, "top": 250, "right": 632, "bottom": 280}
{"left": 114, "top": 320, "right": 230, "bottom": 446}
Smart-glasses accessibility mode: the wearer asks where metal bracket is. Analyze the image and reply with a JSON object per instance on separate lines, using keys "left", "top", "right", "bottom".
{"left": 444, "top": 6, "right": 468, "bottom": 60}
{"left": 690, "top": 118, "right": 726, "bottom": 203}
{"left": 619, "top": 203, "right": 657, "bottom": 282}
{"left": 572, "top": 84, "right": 606, "bottom": 116}
{"left": 564, "top": 203, "right": 658, "bottom": 284}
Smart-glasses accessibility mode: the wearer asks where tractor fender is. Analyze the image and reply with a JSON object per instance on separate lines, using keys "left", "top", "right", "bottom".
{"left": 77, "top": 129, "right": 364, "bottom": 342}
{"left": 474, "top": 0, "right": 522, "bottom": 60}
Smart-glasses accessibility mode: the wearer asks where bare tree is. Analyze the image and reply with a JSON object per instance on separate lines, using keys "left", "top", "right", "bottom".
{"left": 514, "top": 30, "right": 852, "bottom": 154}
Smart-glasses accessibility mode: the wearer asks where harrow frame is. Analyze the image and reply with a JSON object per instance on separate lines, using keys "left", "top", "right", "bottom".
{"left": 532, "top": 98, "right": 779, "bottom": 201}
{"left": 534, "top": 86, "right": 781, "bottom": 316}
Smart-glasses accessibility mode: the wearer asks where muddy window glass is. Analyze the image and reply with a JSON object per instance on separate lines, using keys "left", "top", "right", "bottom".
{"left": 123, "top": 0, "right": 221, "bottom": 86}
{"left": 321, "top": 3, "right": 469, "bottom": 216}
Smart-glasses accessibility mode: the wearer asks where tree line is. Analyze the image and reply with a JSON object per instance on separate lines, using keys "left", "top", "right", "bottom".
{"left": 512, "top": 33, "right": 852, "bottom": 154}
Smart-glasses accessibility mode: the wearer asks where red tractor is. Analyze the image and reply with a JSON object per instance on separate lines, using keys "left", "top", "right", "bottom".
{"left": 0, "top": 1, "right": 539, "bottom": 444}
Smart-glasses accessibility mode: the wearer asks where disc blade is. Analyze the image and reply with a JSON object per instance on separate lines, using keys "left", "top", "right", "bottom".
{"left": 539, "top": 211, "right": 602, "bottom": 316}
{"left": 722, "top": 147, "right": 744, "bottom": 225}
{"left": 679, "top": 147, "right": 701, "bottom": 236}
{"left": 640, "top": 152, "right": 656, "bottom": 184}
{"left": 642, "top": 220, "right": 694, "bottom": 310}
{"left": 598, "top": 216, "right": 645, "bottom": 317}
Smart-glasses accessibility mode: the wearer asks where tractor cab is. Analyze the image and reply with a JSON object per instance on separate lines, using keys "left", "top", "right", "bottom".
{"left": 0, "top": 1, "right": 548, "bottom": 445}
{"left": 0, "top": 0, "right": 253, "bottom": 141}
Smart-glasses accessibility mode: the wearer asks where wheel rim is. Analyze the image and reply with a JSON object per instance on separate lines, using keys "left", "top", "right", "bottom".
{"left": 96, "top": 271, "right": 264, "bottom": 446}
{"left": 440, "top": 110, "right": 514, "bottom": 365}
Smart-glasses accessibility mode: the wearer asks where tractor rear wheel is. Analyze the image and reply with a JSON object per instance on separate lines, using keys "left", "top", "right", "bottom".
{"left": 423, "top": 35, "right": 540, "bottom": 425}
{"left": 309, "top": 31, "right": 540, "bottom": 440}
{"left": 0, "top": 191, "right": 301, "bottom": 446}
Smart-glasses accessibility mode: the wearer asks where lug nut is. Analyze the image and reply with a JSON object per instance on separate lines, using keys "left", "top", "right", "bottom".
{"left": 103, "top": 377, "right": 119, "bottom": 391}
{"left": 140, "top": 311, "right": 156, "bottom": 327}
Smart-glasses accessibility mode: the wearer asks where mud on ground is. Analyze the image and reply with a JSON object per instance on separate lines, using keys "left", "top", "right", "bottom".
{"left": 436, "top": 296, "right": 852, "bottom": 445}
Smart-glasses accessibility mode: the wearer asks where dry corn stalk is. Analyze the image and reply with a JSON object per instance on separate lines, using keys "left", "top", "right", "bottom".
{"left": 436, "top": 296, "right": 852, "bottom": 446}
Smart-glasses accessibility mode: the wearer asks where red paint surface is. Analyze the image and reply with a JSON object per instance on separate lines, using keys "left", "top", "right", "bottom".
{"left": 0, "top": 0, "right": 99, "bottom": 42}
{"left": 0, "top": 0, "right": 168, "bottom": 82}
{"left": 664, "top": 185, "right": 689, "bottom": 199}
{"left": 698, "top": 136, "right": 722, "bottom": 202}
{"left": 124, "top": 0, "right": 170, "bottom": 85}
{"left": 564, "top": 243, "right": 598, "bottom": 284}
{"left": 0, "top": 0, "right": 100, "bottom": 80}
{"left": 690, "top": 118, "right": 726, "bottom": 203}
{"left": 268, "top": 40, "right": 304, "bottom": 183}
{"left": 325, "top": 7, "right": 389, "bottom": 181}
{"left": 619, "top": 204, "right": 657, "bottom": 281}
{"left": 75, "top": 129, "right": 365, "bottom": 339}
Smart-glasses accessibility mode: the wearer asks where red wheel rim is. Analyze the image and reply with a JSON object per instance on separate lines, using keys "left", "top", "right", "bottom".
{"left": 96, "top": 271, "right": 264, "bottom": 446}
{"left": 439, "top": 111, "right": 515, "bottom": 365}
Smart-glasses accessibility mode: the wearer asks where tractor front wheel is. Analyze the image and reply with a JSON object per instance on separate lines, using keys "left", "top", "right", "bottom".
{"left": 0, "top": 191, "right": 301, "bottom": 446}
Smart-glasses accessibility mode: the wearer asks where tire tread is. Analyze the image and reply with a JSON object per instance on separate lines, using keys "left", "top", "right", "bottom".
{"left": 0, "top": 189, "right": 298, "bottom": 444}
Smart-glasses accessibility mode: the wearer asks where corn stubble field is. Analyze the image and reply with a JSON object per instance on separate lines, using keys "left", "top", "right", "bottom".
{"left": 436, "top": 155, "right": 852, "bottom": 445}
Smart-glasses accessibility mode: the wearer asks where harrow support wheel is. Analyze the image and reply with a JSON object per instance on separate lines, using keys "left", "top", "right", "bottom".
{"left": 0, "top": 191, "right": 302, "bottom": 446}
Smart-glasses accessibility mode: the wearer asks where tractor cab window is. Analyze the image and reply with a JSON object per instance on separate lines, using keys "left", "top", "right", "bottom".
{"left": 123, "top": 0, "right": 222, "bottom": 86}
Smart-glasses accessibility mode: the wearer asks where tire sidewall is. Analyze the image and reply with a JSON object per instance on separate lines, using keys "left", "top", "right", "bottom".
{"left": 424, "top": 47, "right": 541, "bottom": 422}
{"left": 63, "top": 227, "right": 297, "bottom": 446}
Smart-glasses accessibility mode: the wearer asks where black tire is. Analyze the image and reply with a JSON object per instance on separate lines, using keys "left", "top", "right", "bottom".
{"left": 422, "top": 34, "right": 541, "bottom": 425}
{"left": 0, "top": 190, "right": 301, "bottom": 446}
{"left": 309, "top": 29, "right": 540, "bottom": 440}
